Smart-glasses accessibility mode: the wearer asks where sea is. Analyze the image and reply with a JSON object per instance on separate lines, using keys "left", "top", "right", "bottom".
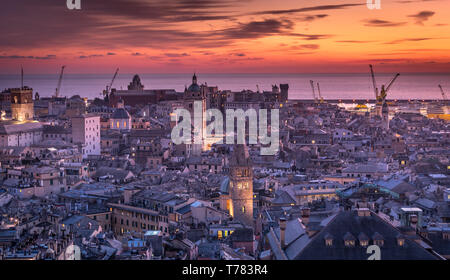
{"left": 0, "top": 73, "right": 448, "bottom": 100}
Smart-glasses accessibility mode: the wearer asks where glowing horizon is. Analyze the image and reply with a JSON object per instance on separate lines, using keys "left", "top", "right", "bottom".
{"left": 0, "top": 0, "right": 449, "bottom": 74}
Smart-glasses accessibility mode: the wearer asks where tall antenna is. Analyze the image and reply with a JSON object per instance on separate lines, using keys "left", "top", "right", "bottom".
{"left": 21, "top": 66, "right": 24, "bottom": 89}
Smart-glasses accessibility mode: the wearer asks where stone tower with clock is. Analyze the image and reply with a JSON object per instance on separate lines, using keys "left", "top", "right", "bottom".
{"left": 229, "top": 143, "right": 254, "bottom": 228}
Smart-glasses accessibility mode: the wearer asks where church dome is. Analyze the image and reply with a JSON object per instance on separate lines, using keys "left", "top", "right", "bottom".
{"left": 112, "top": 108, "right": 130, "bottom": 119}
{"left": 132, "top": 74, "right": 141, "bottom": 84}
{"left": 187, "top": 83, "right": 200, "bottom": 92}
{"left": 186, "top": 73, "right": 200, "bottom": 92}
{"left": 128, "top": 74, "right": 144, "bottom": 90}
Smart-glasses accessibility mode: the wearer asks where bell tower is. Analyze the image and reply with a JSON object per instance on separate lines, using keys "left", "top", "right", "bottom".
{"left": 382, "top": 101, "right": 389, "bottom": 130}
{"left": 229, "top": 143, "right": 254, "bottom": 228}
{"left": 183, "top": 73, "right": 206, "bottom": 156}
{"left": 10, "top": 87, "right": 34, "bottom": 121}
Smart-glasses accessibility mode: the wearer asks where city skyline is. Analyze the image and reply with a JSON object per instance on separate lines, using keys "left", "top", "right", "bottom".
{"left": 0, "top": 0, "right": 449, "bottom": 74}
{"left": 0, "top": 0, "right": 449, "bottom": 264}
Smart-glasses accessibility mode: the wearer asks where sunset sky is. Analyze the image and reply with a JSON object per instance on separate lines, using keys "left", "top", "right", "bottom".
{"left": 0, "top": 0, "right": 449, "bottom": 74}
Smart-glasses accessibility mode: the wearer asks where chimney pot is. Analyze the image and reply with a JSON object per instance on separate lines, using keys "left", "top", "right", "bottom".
{"left": 301, "top": 207, "right": 310, "bottom": 225}
{"left": 279, "top": 217, "right": 287, "bottom": 249}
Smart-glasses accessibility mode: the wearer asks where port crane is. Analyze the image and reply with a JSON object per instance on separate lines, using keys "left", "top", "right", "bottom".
{"left": 316, "top": 82, "right": 324, "bottom": 103}
{"left": 54, "top": 65, "right": 66, "bottom": 98}
{"left": 103, "top": 68, "right": 119, "bottom": 98}
{"left": 369, "top": 64, "right": 400, "bottom": 104}
{"left": 309, "top": 80, "right": 317, "bottom": 102}
{"left": 438, "top": 84, "right": 447, "bottom": 101}
{"left": 369, "top": 64, "right": 378, "bottom": 99}
{"left": 378, "top": 73, "right": 400, "bottom": 103}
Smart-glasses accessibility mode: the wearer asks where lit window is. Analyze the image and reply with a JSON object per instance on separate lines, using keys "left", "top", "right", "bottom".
{"left": 324, "top": 234, "right": 333, "bottom": 246}
{"left": 345, "top": 240, "right": 355, "bottom": 247}
{"left": 374, "top": 240, "right": 384, "bottom": 246}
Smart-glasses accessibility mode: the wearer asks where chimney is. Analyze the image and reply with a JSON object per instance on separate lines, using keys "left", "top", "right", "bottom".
{"left": 279, "top": 217, "right": 287, "bottom": 249}
{"left": 410, "top": 214, "right": 418, "bottom": 229}
{"left": 301, "top": 207, "right": 310, "bottom": 225}
{"left": 176, "top": 231, "right": 186, "bottom": 240}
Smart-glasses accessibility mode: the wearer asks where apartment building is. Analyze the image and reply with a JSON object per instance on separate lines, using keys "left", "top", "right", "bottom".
{"left": 72, "top": 113, "right": 100, "bottom": 158}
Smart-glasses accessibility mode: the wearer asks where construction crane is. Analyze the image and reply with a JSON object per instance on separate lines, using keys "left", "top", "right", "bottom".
{"left": 369, "top": 64, "right": 400, "bottom": 103}
{"left": 378, "top": 73, "right": 400, "bottom": 103}
{"left": 103, "top": 68, "right": 119, "bottom": 98}
{"left": 317, "top": 82, "right": 324, "bottom": 103}
{"left": 55, "top": 65, "right": 66, "bottom": 98}
{"left": 438, "top": 84, "right": 447, "bottom": 101}
{"left": 369, "top": 64, "right": 378, "bottom": 99}
{"left": 309, "top": 80, "right": 316, "bottom": 102}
